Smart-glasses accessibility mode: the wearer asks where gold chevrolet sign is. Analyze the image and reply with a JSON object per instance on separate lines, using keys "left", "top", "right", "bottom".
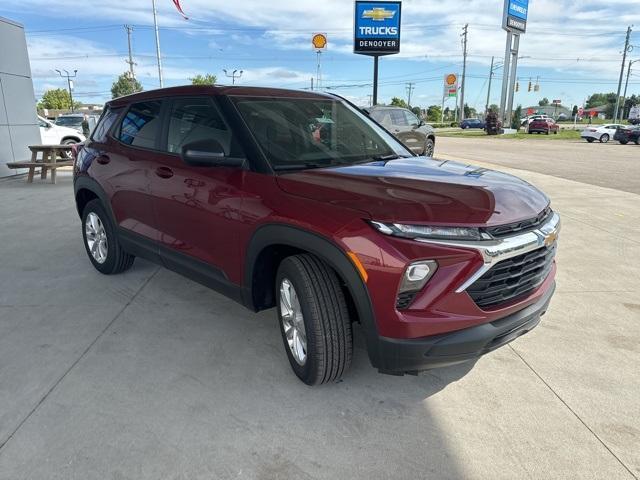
{"left": 362, "top": 7, "right": 396, "bottom": 21}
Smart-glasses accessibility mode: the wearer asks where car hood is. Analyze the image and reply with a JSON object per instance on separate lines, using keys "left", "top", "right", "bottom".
{"left": 276, "top": 157, "right": 550, "bottom": 226}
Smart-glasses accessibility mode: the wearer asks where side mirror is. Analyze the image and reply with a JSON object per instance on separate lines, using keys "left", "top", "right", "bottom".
{"left": 181, "top": 139, "right": 244, "bottom": 168}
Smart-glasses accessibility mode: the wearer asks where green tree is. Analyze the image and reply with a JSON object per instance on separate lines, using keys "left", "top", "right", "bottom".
{"left": 538, "top": 97, "right": 550, "bottom": 107}
{"left": 390, "top": 97, "right": 408, "bottom": 108}
{"left": 511, "top": 105, "right": 522, "bottom": 130}
{"left": 463, "top": 103, "right": 476, "bottom": 119}
{"left": 426, "top": 105, "right": 442, "bottom": 122}
{"left": 488, "top": 104, "right": 499, "bottom": 113}
{"left": 37, "top": 88, "right": 79, "bottom": 110}
{"left": 111, "top": 73, "right": 143, "bottom": 99}
{"left": 190, "top": 73, "right": 217, "bottom": 86}
{"left": 411, "top": 106, "right": 422, "bottom": 117}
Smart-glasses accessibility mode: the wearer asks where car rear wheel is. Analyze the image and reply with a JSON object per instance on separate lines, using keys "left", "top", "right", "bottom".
{"left": 620, "top": 140, "right": 629, "bottom": 145}
{"left": 600, "top": 134, "right": 609, "bottom": 143}
{"left": 423, "top": 138, "right": 435, "bottom": 157}
{"left": 276, "top": 254, "right": 352, "bottom": 385}
{"left": 82, "top": 199, "right": 135, "bottom": 275}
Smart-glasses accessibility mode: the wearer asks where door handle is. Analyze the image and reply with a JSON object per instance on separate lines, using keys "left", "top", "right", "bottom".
{"left": 155, "top": 166, "right": 174, "bottom": 179}
{"left": 96, "top": 154, "right": 110, "bottom": 165}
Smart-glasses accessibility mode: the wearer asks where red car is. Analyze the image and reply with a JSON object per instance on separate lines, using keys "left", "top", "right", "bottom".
{"left": 528, "top": 118, "right": 560, "bottom": 135}
{"left": 73, "top": 86, "right": 560, "bottom": 385}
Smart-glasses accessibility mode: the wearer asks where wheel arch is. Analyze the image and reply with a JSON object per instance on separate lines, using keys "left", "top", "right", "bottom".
{"left": 74, "top": 176, "right": 115, "bottom": 221}
{"left": 244, "top": 224, "right": 382, "bottom": 365}
{"left": 61, "top": 136, "right": 82, "bottom": 144}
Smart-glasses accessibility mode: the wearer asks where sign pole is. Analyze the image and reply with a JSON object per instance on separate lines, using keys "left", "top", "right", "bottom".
{"left": 505, "top": 34, "right": 520, "bottom": 128}
{"left": 373, "top": 55, "right": 379, "bottom": 106}
{"left": 499, "top": 31, "right": 512, "bottom": 125}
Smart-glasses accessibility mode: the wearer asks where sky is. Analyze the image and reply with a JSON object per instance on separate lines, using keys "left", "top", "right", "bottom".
{"left": 2, "top": 0, "right": 640, "bottom": 111}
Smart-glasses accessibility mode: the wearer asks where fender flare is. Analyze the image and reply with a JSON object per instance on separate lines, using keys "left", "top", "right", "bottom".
{"left": 244, "top": 224, "right": 383, "bottom": 367}
{"left": 73, "top": 176, "right": 115, "bottom": 220}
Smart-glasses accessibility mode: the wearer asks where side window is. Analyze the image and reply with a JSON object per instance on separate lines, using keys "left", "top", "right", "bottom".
{"left": 38, "top": 118, "right": 48, "bottom": 128}
{"left": 166, "top": 97, "right": 230, "bottom": 154}
{"left": 390, "top": 109, "right": 408, "bottom": 126}
{"left": 118, "top": 100, "right": 162, "bottom": 149}
{"left": 92, "top": 107, "right": 121, "bottom": 143}
{"left": 403, "top": 110, "right": 420, "bottom": 126}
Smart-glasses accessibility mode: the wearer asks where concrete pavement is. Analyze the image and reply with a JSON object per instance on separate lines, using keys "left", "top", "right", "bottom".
{"left": 0, "top": 162, "right": 638, "bottom": 479}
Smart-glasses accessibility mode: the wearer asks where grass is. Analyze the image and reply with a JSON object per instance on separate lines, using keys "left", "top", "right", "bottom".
{"left": 436, "top": 129, "right": 582, "bottom": 140}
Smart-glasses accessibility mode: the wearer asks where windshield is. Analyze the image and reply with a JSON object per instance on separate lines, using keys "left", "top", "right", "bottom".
{"left": 232, "top": 96, "right": 412, "bottom": 171}
{"left": 55, "top": 116, "right": 83, "bottom": 127}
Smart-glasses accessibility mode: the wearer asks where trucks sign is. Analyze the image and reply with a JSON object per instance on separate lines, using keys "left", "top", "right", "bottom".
{"left": 503, "top": 0, "right": 528, "bottom": 33}
{"left": 354, "top": 1, "right": 402, "bottom": 56}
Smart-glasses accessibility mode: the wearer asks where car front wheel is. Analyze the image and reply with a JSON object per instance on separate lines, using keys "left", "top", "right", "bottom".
{"left": 82, "top": 199, "right": 135, "bottom": 274}
{"left": 424, "top": 138, "right": 435, "bottom": 157}
{"left": 276, "top": 254, "right": 353, "bottom": 385}
{"left": 600, "top": 134, "right": 609, "bottom": 143}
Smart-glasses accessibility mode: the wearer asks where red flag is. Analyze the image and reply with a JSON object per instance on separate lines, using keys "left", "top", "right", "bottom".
{"left": 172, "top": 0, "right": 189, "bottom": 19}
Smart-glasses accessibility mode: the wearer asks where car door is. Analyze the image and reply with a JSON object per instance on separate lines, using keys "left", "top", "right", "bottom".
{"left": 91, "top": 100, "right": 162, "bottom": 242}
{"left": 148, "top": 95, "right": 246, "bottom": 282}
{"left": 38, "top": 117, "right": 57, "bottom": 144}
{"left": 391, "top": 109, "right": 424, "bottom": 154}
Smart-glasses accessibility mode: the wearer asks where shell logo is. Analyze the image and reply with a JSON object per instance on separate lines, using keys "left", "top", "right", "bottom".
{"left": 445, "top": 74, "right": 457, "bottom": 86}
{"left": 312, "top": 33, "right": 328, "bottom": 50}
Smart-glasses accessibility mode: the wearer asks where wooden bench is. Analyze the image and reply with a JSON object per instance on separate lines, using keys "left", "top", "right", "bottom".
{"left": 5, "top": 144, "right": 74, "bottom": 184}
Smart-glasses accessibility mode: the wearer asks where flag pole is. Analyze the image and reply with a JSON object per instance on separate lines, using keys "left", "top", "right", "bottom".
{"left": 152, "top": 0, "right": 164, "bottom": 87}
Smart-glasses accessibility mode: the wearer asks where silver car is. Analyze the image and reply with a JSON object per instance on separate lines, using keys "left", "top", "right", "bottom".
{"left": 366, "top": 106, "right": 436, "bottom": 157}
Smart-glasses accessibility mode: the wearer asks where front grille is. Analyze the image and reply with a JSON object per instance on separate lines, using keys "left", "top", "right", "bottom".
{"left": 468, "top": 244, "right": 556, "bottom": 309}
{"left": 483, "top": 207, "right": 552, "bottom": 238}
{"left": 396, "top": 291, "right": 418, "bottom": 310}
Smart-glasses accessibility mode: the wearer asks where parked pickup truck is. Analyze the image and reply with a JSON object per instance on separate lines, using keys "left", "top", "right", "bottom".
{"left": 73, "top": 86, "right": 560, "bottom": 385}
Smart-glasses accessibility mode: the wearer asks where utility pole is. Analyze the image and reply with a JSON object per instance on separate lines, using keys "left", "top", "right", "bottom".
{"left": 55, "top": 69, "right": 77, "bottom": 113}
{"left": 485, "top": 56, "right": 494, "bottom": 114}
{"left": 367, "top": 94, "right": 373, "bottom": 107}
{"left": 223, "top": 69, "right": 243, "bottom": 85}
{"left": 151, "top": 0, "right": 163, "bottom": 87}
{"left": 459, "top": 24, "right": 468, "bottom": 120}
{"left": 310, "top": 77, "right": 314, "bottom": 91}
{"left": 622, "top": 59, "right": 640, "bottom": 121}
{"left": 614, "top": 26, "right": 632, "bottom": 122}
{"left": 124, "top": 25, "right": 136, "bottom": 83}
{"left": 406, "top": 82, "right": 415, "bottom": 108}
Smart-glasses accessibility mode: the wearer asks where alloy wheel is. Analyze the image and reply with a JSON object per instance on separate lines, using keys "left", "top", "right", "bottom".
{"left": 85, "top": 212, "right": 108, "bottom": 264}
{"left": 279, "top": 278, "right": 307, "bottom": 365}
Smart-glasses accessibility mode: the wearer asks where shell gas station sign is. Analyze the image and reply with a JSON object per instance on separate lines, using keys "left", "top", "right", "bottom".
{"left": 312, "top": 33, "right": 328, "bottom": 51}
{"left": 444, "top": 74, "right": 458, "bottom": 98}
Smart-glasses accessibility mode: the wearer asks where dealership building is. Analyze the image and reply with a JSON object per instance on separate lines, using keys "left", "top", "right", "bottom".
{"left": 0, "top": 16, "right": 40, "bottom": 178}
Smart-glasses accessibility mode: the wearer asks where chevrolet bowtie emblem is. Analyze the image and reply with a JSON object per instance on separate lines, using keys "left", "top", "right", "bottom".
{"left": 362, "top": 7, "right": 396, "bottom": 21}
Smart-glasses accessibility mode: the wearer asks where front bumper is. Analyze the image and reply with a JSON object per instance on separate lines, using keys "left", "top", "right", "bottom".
{"left": 374, "top": 281, "right": 555, "bottom": 375}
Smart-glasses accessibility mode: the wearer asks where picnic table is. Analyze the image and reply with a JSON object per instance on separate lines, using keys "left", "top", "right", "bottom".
{"left": 6, "top": 144, "right": 74, "bottom": 184}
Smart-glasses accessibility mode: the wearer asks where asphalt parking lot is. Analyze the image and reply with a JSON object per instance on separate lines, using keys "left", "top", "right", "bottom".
{"left": 0, "top": 140, "right": 639, "bottom": 479}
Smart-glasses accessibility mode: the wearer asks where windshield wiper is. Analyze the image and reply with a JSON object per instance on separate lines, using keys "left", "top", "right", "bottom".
{"left": 273, "top": 162, "right": 327, "bottom": 172}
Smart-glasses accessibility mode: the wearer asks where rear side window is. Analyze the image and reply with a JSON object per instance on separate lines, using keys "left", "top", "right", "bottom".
{"left": 91, "top": 107, "right": 121, "bottom": 143}
{"left": 166, "top": 97, "right": 230, "bottom": 154}
{"left": 390, "top": 109, "right": 408, "bottom": 126}
{"left": 119, "top": 100, "right": 162, "bottom": 149}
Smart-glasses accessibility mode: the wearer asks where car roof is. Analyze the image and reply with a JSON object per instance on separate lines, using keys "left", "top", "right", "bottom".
{"left": 107, "top": 85, "right": 335, "bottom": 108}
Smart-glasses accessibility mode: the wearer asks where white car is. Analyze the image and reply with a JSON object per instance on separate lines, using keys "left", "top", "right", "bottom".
{"left": 580, "top": 124, "right": 624, "bottom": 144}
{"left": 38, "top": 115, "right": 85, "bottom": 145}
{"left": 521, "top": 114, "right": 551, "bottom": 127}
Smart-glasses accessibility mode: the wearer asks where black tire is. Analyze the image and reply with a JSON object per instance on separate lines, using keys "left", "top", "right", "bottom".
{"left": 620, "top": 140, "right": 628, "bottom": 145}
{"left": 81, "top": 199, "right": 135, "bottom": 275}
{"left": 423, "top": 138, "right": 435, "bottom": 157}
{"left": 586, "top": 138, "right": 595, "bottom": 143}
{"left": 545, "top": 130, "right": 550, "bottom": 135}
{"left": 600, "top": 134, "right": 609, "bottom": 143}
{"left": 635, "top": 138, "right": 640, "bottom": 145}
{"left": 275, "top": 254, "right": 352, "bottom": 385}
{"left": 62, "top": 138, "right": 79, "bottom": 145}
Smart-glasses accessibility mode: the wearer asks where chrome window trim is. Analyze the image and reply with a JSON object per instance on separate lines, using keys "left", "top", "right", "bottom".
{"left": 415, "top": 212, "right": 561, "bottom": 293}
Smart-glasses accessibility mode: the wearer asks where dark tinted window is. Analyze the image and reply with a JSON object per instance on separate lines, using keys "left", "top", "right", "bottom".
{"left": 166, "top": 97, "right": 230, "bottom": 154}
{"left": 92, "top": 107, "right": 121, "bottom": 143}
{"left": 390, "top": 109, "right": 408, "bottom": 126}
{"left": 119, "top": 101, "right": 162, "bottom": 149}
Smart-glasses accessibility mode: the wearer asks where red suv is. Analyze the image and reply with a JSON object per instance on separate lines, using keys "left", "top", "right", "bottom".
{"left": 74, "top": 86, "right": 560, "bottom": 385}
{"left": 528, "top": 118, "right": 560, "bottom": 135}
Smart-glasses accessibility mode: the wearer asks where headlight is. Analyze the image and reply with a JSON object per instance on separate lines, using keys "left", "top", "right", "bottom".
{"left": 369, "top": 221, "right": 486, "bottom": 241}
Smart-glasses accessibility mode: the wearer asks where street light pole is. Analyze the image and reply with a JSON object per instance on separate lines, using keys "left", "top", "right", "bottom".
{"left": 223, "top": 69, "right": 243, "bottom": 85}
{"left": 485, "top": 57, "right": 504, "bottom": 114}
{"left": 151, "top": 0, "right": 164, "bottom": 88}
{"left": 55, "top": 69, "right": 77, "bottom": 112}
